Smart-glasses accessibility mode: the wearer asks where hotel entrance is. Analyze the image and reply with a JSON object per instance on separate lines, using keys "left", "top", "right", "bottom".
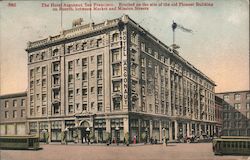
{"left": 79, "top": 121, "right": 91, "bottom": 144}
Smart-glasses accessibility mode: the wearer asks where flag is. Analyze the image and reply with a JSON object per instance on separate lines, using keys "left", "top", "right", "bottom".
{"left": 172, "top": 21, "right": 193, "bottom": 33}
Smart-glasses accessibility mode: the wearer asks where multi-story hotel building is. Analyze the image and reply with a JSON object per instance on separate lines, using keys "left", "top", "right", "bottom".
{"left": 25, "top": 15, "right": 216, "bottom": 143}
{"left": 216, "top": 90, "right": 250, "bottom": 136}
{"left": 0, "top": 92, "right": 27, "bottom": 136}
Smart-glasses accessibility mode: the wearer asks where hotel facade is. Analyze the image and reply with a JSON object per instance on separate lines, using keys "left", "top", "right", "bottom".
{"left": 23, "top": 15, "right": 217, "bottom": 143}
{"left": 216, "top": 90, "right": 250, "bottom": 136}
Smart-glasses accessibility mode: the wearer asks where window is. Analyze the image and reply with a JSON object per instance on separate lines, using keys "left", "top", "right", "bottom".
{"left": 113, "top": 97, "right": 121, "bottom": 110}
{"left": 41, "top": 52, "right": 45, "bottom": 60}
{"left": 98, "top": 103, "right": 103, "bottom": 112}
{"left": 29, "top": 55, "right": 34, "bottom": 63}
{"left": 247, "top": 93, "right": 250, "bottom": 100}
{"left": 36, "top": 79, "right": 40, "bottom": 85}
{"left": 67, "top": 45, "right": 73, "bottom": 53}
{"left": 21, "top": 99, "right": 25, "bottom": 106}
{"left": 98, "top": 87, "right": 103, "bottom": 95}
{"left": 223, "top": 95, "right": 229, "bottom": 101}
{"left": 82, "top": 42, "right": 87, "bottom": 50}
{"left": 68, "top": 74, "right": 73, "bottom": 83}
{"left": 52, "top": 90, "right": 59, "bottom": 99}
{"left": 53, "top": 62, "right": 60, "bottom": 72}
{"left": 5, "top": 101, "right": 9, "bottom": 108}
{"left": 112, "top": 49, "right": 120, "bottom": 62}
{"left": 82, "top": 72, "right": 87, "bottom": 81}
{"left": 53, "top": 75, "right": 59, "bottom": 85}
{"left": 91, "top": 102, "right": 95, "bottom": 109}
{"left": 112, "top": 33, "right": 119, "bottom": 42}
{"left": 21, "top": 109, "right": 25, "bottom": 117}
{"left": 30, "top": 95, "right": 34, "bottom": 102}
{"left": 12, "top": 100, "right": 17, "bottom": 107}
{"left": 97, "top": 70, "right": 102, "bottom": 79}
{"left": 30, "top": 69, "right": 34, "bottom": 78}
{"left": 5, "top": 111, "right": 9, "bottom": 118}
{"left": 53, "top": 104, "right": 60, "bottom": 114}
{"left": 113, "top": 81, "right": 121, "bottom": 92}
{"left": 13, "top": 110, "right": 17, "bottom": 118}
{"left": 68, "top": 105, "right": 74, "bottom": 113}
{"left": 90, "top": 56, "right": 94, "bottom": 63}
{"left": 30, "top": 108, "right": 34, "bottom": 116}
{"left": 234, "top": 103, "right": 241, "bottom": 110}
{"left": 68, "top": 61, "right": 73, "bottom": 70}
{"left": 42, "top": 79, "right": 46, "bottom": 87}
{"left": 149, "top": 104, "right": 153, "bottom": 112}
{"left": 91, "top": 70, "right": 95, "bottom": 77}
{"left": 36, "top": 94, "right": 40, "bottom": 100}
{"left": 42, "top": 108, "right": 46, "bottom": 115}
{"left": 97, "top": 39, "right": 102, "bottom": 47}
{"left": 131, "top": 65, "right": 136, "bottom": 76}
{"left": 52, "top": 48, "right": 59, "bottom": 56}
{"left": 131, "top": 32, "right": 137, "bottom": 43}
{"left": 82, "top": 88, "right": 87, "bottom": 96}
{"left": 97, "top": 55, "right": 102, "bottom": 65}
{"left": 42, "top": 94, "right": 46, "bottom": 102}
{"left": 141, "top": 42, "right": 145, "bottom": 51}
{"left": 36, "top": 106, "right": 40, "bottom": 113}
{"left": 246, "top": 103, "right": 250, "bottom": 110}
{"left": 142, "top": 86, "right": 145, "bottom": 96}
{"left": 246, "top": 112, "right": 250, "bottom": 119}
{"left": 13, "top": 100, "right": 17, "bottom": 107}
{"left": 76, "top": 73, "right": 80, "bottom": 80}
{"left": 76, "top": 88, "right": 80, "bottom": 95}
{"left": 68, "top": 90, "right": 74, "bottom": 98}
{"left": 148, "top": 60, "right": 152, "bottom": 68}
{"left": 82, "top": 58, "right": 88, "bottom": 67}
{"left": 141, "top": 58, "right": 145, "bottom": 67}
{"left": 91, "top": 87, "right": 95, "bottom": 94}
{"left": 42, "top": 66, "right": 46, "bottom": 75}
{"left": 30, "top": 81, "right": 34, "bottom": 88}
{"left": 76, "top": 103, "right": 80, "bottom": 110}
{"left": 82, "top": 104, "right": 87, "bottom": 111}
{"left": 112, "top": 64, "right": 121, "bottom": 76}
{"left": 234, "top": 94, "right": 241, "bottom": 100}
{"left": 36, "top": 67, "right": 40, "bottom": 73}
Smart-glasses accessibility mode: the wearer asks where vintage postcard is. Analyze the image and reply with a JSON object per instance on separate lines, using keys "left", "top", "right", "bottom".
{"left": 0, "top": 0, "right": 249, "bottom": 160}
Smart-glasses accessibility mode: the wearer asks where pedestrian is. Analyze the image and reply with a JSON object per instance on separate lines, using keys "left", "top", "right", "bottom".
{"left": 133, "top": 135, "right": 136, "bottom": 144}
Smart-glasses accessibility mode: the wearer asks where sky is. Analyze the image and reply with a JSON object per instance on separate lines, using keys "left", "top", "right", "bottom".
{"left": 0, "top": 0, "right": 249, "bottom": 95}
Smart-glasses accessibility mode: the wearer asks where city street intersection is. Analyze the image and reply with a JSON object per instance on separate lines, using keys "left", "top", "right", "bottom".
{"left": 1, "top": 143, "right": 249, "bottom": 160}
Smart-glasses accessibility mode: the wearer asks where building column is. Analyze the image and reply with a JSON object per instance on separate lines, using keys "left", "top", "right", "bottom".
{"left": 187, "top": 122, "right": 190, "bottom": 137}
{"left": 61, "top": 120, "right": 65, "bottom": 143}
{"left": 106, "top": 119, "right": 111, "bottom": 133}
{"left": 195, "top": 123, "right": 198, "bottom": 136}
{"left": 149, "top": 120, "right": 153, "bottom": 139}
{"left": 48, "top": 121, "right": 51, "bottom": 143}
{"left": 174, "top": 120, "right": 178, "bottom": 140}
{"left": 199, "top": 123, "right": 202, "bottom": 136}
{"left": 159, "top": 120, "right": 162, "bottom": 143}
{"left": 169, "top": 121, "right": 173, "bottom": 141}
{"left": 183, "top": 123, "right": 186, "bottom": 137}
{"left": 138, "top": 119, "right": 141, "bottom": 143}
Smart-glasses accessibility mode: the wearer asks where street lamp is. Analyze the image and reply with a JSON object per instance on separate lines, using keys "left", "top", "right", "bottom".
{"left": 115, "top": 126, "right": 120, "bottom": 145}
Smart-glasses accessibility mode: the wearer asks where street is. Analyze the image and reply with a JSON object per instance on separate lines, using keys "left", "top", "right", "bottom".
{"left": 1, "top": 143, "right": 249, "bottom": 160}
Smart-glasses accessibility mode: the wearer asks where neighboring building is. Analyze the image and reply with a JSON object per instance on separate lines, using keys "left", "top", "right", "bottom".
{"left": 0, "top": 92, "right": 27, "bottom": 136}
{"left": 215, "top": 96, "right": 223, "bottom": 136}
{"left": 216, "top": 90, "right": 250, "bottom": 136}
{"left": 25, "top": 15, "right": 216, "bottom": 143}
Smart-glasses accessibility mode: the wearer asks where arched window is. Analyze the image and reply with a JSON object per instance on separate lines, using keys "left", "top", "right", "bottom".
{"left": 131, "top": 32, "right": 137, "bottom": 43}
{"left": 52, "top": 48, "right": 59, "bottom": 56}
{"left": 112, "top": 33, "right": 119, "bottom": 42}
